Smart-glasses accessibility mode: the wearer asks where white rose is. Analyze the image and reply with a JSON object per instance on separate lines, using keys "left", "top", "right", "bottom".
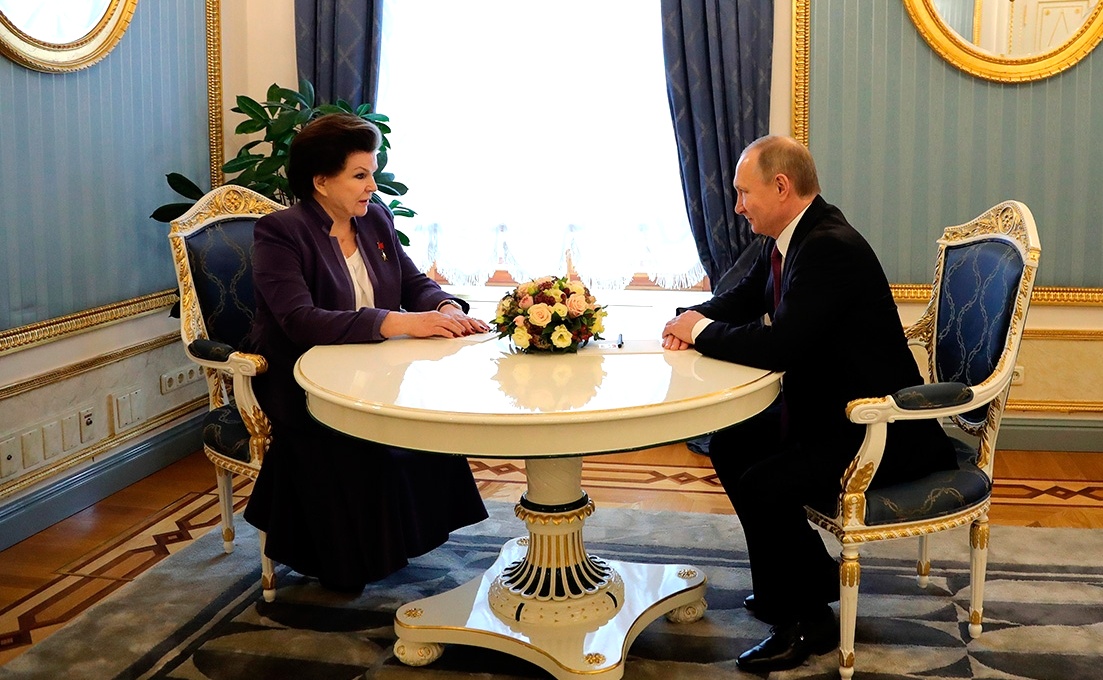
{"left": 592, "top": 308, "right": 607, "bottom": 334}
{"left": 550, "top": 324, "right": 573, "bottom": 348}
{"left": 512, "top": 327, "right": 531, "bottom": 349}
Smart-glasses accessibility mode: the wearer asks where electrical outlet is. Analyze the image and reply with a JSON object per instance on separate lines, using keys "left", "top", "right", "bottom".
{"left": 20, "top": 429, "right": 44, "bottom": 468}
{"left": 112, "top": 388, "right": 145, "bottom": 431}
{"left": 61, "top": 414, "right": 80, "bottom": 450}
{"left": 161, "top": 365, "right": 204, "bottom": 394}
{"left": 0, "top": 437, "right": 19, "bottom": 478}
{"left": 114, "top": 392, "right": 132, "bottom": 430}
{"left": 79, "top": 407, "right": 95, "bottom": 444}
{"left": 1011, "top": 365, "right": 1025, "bottom": 386}
{"left": 129, "top": 388, "right": 143, "bottom": 424}
{"left": 42, "top": 421, "right": 62, "bottom": 459}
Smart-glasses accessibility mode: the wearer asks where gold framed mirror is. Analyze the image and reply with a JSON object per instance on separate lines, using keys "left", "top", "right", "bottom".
{"left": 0, "top": 0, "right": 138, "bottom": 72}
{"left": 904, "top": 0, "right": 1103, "bottom": 82}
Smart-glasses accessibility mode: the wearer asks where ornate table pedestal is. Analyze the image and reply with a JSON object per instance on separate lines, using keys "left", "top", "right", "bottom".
{"left": 294, "top": 336, "right": 780, "bottom": 678}
{"left": 393, "top": 457, "right": 707, "bottom": 679}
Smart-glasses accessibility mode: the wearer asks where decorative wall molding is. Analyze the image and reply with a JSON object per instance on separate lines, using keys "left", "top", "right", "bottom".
{"left": 1007, "top": 400, "right": 1103, "bottom": 414}
{"left": 892, "top": 284, "right": 1103, "bottom": 307}
{"left": 206, "top": 0, "right": 223, "bottom": 187}
{"left": 0, "top": 292, "right": 177, "bottom": 356}
{"left": 0, "top": 332, "right": 181, "bottom": 399}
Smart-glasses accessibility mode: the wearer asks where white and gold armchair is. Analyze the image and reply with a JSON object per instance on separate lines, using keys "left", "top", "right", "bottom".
{"left": 805, "top": 201, "right": 1041, "bottom": 678}
{"left": 168, "top": 185, "right": 285, "bottom": 602}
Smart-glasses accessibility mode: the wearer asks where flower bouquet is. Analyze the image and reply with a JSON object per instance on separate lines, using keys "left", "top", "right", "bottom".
{"left": 493, "top": 276, "right": 606, "bottom": 353}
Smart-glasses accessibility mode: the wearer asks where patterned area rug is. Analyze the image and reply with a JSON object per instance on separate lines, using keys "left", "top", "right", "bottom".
{"left": 2, "top": 501, "right": 1102, "bottom": 679}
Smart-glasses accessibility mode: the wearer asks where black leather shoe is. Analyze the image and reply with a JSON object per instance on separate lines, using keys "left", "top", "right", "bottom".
{"left": 736, "top": 612, "right": 838, "bottom": 672}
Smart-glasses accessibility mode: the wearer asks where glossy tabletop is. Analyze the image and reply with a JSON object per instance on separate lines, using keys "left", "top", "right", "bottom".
{"left": 294, "top": 333, "right": 781, "bottom": 457}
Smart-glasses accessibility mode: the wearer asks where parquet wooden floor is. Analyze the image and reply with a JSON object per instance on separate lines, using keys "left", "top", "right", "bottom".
{"left": 1, "top": 445, "right": 1101, "bottom": 665}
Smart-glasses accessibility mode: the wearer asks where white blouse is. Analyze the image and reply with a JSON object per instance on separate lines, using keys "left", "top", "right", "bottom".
{"left": 345, "top": 249, "right": 376, "bottom": 310}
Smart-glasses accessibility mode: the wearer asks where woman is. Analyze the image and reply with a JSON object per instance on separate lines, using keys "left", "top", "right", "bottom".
{"left": 242, "top": 113, "right": 489, "bottom": 592}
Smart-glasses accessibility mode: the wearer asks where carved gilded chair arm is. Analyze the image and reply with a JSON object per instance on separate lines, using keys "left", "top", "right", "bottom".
{"left": 184, "top": 340, "right": 271, "bottom": 466}
{"left": 229, "top": 363, "right": 271, "bottom": 467}
{"left": 847, "top": 379, "right": 1004, "bottom": 423}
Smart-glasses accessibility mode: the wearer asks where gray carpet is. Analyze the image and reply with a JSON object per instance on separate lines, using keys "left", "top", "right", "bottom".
{"left": 3, "top": 501, "right": 1103, "bottom": 679}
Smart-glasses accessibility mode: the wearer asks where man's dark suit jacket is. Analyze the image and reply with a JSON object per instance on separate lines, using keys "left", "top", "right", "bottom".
{"left": 689, "top": 195, "right": 954, "bottom": 486}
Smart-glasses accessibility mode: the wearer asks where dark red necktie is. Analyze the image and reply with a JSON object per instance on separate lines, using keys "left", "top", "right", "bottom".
{"left": 771, "top": 245, "right": 783, "bottom": 309}
{"left": 771, "top": 244, "right": 789, "bottom": 436}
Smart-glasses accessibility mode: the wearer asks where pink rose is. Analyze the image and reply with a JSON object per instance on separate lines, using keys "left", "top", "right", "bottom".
{"left": 519, "top": 294, "right": 534, "bottom": 310}
{"left": 566, "top": 293, "right": 588, "bottom": 318}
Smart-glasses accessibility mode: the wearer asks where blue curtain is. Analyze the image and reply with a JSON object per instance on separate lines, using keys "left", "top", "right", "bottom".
{"left": 662, "top": 0, "right": 773, "bottom": 283}
{"left": 294, "top": 0, "right": 383, "bottom": 106}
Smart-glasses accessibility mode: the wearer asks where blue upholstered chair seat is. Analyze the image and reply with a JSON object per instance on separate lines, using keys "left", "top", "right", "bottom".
{"left": 864, "top": 438, "right": 991, "bottom": 525}
{"left": 201, "top": 405, "right": 252, "bottom": 463}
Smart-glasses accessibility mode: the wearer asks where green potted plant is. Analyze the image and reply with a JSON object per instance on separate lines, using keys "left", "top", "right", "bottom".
{"left": 152, "top": 78, "right": 414, "bottom": 244}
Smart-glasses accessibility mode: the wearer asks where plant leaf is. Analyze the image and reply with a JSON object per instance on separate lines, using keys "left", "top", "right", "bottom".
{"left": 165, "top": 172, "right": 205, "bottom": 200}
{"left": 150, "top": 202, "right": 195, "bottom": 222}
{"left": 255, "top": 155, "right": 287, "bottom": 177}
{"left": 234, "top": 119, "right": 267, "bottom": 135}
{"left": 317, "top": 104, "right": 345, "bottom": 115}
{"left": 222, "top": 154, "right": 263, "bottom": 173}
{"left": 298, "top": 76, "right": 315, "bottom": 108}
{"left": 278, "top": 87, "right": 310, "bottom": 109}
{"left": 396, "top": 229, "right": 410, "bottom": 246}
{"left": 294, "top": 107, "right": 314, "bottom": 127}
{"left": 267, "top": 111, "right": 299, "bottom": 138}
{"left": 264, "top": 84, "right": 284, "bottom": 114}
{"left": 235, "top": 95, "right": 269, "bottom": 123}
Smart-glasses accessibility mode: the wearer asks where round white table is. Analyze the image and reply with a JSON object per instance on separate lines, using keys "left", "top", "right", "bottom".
{"left": 295, "top": 332, "right": 780, "bottom": 679}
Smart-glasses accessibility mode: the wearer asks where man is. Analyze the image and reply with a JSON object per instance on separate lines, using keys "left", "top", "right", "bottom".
{"left": 662, "top": 136, "right": 955, "bottom": 672}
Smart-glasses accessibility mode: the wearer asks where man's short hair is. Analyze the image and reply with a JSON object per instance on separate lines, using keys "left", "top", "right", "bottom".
{"left": 745, "top": 135, "right": 821, "bottom": 197}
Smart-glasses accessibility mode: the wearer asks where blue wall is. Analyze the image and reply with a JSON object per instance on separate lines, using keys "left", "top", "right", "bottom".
{"left": 0, "top": 0, "right": 210, "bottom": 331}
{"left": 808, "top": 0, "right": 1102, "bottom": 287}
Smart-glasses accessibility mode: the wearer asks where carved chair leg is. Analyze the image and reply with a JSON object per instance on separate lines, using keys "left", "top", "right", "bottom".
{"left": 968, "top": 516, "right": 990, "bottom": 638}
{"left": 259, "top": 529, "right": 277, "bottom": 602}
{"left": 215, "top": 467, "right": 236, "bottom": 553}
{"left": 838, "top": 545, "right": 860, "bottom": 680}
{"left": 917, "top": 534, "right": 931, "bottom": 588}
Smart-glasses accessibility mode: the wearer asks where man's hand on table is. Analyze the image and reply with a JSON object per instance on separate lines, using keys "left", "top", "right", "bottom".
{"left": 662, "top": 310, "right": 704, "bottom": 351}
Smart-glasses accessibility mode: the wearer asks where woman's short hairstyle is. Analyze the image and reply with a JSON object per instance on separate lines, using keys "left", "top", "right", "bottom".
{"left": 745, "top": 135, "right": 821, "bottom": 197}
{"left": 287, "top": 113, "right": 382, "bottom": 200}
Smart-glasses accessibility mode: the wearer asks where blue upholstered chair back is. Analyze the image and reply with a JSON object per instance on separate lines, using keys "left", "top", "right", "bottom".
{"left": 183, "top": 217, "right": 257, "bottom": 350}
{"left": 934, "top": 238, "right": 1024, "bottom": 425}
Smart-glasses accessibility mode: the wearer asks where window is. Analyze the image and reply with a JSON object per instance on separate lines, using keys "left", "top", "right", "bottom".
{"left": 377, "top": 0, "right": 703, "bottom": 289}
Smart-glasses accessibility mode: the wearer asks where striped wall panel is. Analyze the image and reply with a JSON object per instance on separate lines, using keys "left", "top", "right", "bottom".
{"left": 808, "top": 0, "right": 1102, "bottom": 287}
{"left": 0, "top": 0, "right": 209, "bottom": 331}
